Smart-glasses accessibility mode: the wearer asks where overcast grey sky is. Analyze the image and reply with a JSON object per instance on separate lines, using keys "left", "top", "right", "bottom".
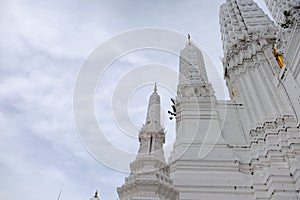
{"left": 0, "top": 0, "right": 271, "bottom": 199}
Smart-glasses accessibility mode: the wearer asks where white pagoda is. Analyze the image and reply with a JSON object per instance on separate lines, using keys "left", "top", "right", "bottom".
{"left": 117, "top": 84, "right": 179, "bottom": 200}
{"left": 118, "top": 0, "right": 300, "bottom": 199}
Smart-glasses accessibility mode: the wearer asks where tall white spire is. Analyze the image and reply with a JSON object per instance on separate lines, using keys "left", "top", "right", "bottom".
{"left": 139, "top": 83, "right": 165, "bottom": 159}
{"left": 178, "top": 34, "right": 208, "bottom": 86}
{"left": 220, "top": 0, "right": 277, "bottom": 57}
{"left": 144, "top": 83, "right": 161, "bottom": 133}
{"left": 177, "top": 34, "right": 214, "bottom": 102}
{"left": 169, "top": 39, "right": 244, "bottom": 200}
{"left": 220, "top": 0, "right": 293, "bottom": 129}
{"left": 117, "top": 84, "right": 178, "bottom": 200}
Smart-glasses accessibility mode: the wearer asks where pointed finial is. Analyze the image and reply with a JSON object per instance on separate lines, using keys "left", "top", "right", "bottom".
{"left": 94, "top": 190, "right": 98, "bottom": 197}
{"left": 154, "top": 82, "right": 157, "bottom": 92}
{"left": 188, "top": 33, "right": 191, "bottom": 45}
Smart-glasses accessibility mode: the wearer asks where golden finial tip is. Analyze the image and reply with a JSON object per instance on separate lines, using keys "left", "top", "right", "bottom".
{"left": 154, "top": 82, "right": 157, "bottom": 92}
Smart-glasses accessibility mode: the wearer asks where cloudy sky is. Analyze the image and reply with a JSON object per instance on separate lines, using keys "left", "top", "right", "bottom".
{"left": 0, "top": 0, "right": 272, "bottom": 199}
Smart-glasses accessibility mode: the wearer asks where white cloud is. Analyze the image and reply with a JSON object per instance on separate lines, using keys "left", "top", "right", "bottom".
{"left": 0, "top": 0, "right": 273, "bottom": 199}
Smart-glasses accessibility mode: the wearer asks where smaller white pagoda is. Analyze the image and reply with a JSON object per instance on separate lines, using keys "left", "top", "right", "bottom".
{"left": 117, "top": 83, "right": 179, "bottom": 200}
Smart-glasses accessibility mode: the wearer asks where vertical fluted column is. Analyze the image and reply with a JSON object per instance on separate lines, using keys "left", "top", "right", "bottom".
{"left": 253, "top": 64, "right": 276, "bottom": 118}
{"left": 245, "top": 68, "right": 265, "bottom": 122}
{"left": 237, "top": 75, "right": 255, "bottom": 125}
